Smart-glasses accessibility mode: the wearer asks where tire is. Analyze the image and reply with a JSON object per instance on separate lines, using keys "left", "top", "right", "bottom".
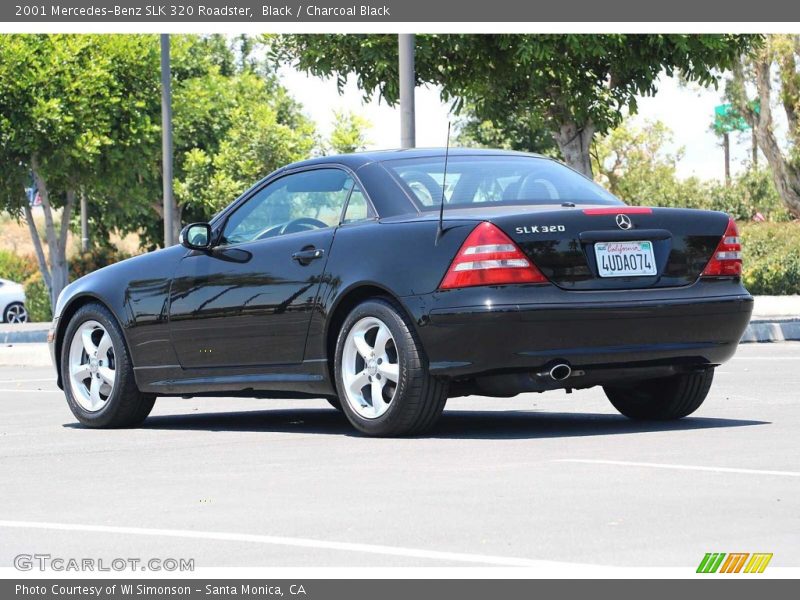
{"left": 326, "top": 398, "right": 343, "bottom": 412}
{"left": 61, "top": 302, "right": 155, "bottom": 428}
{"left": 334, "top": 298, "right": 447, "bottom": 437}
{"left": 604, "top": 369, "right": 715, "bottom": 420}
{"left": 3, "top": 302, "right": 28, "bottom": 324}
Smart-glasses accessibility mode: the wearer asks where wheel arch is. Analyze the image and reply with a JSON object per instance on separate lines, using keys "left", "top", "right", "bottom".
{"left": 54, "top": 293, "right": 130, "bottom": 389}
{"left": 324, "top": 283, "right": 417, "bottom": 384}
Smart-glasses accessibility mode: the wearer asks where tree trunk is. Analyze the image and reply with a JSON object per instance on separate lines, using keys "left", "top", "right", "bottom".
{"left": 552, "top": 120, "right": 595, "bottom": 178}
{"left": 755, "top": 121, "right": 800, "bottom": 218}
{"left": 23, "top": 203, "right": 51, "bottom": 291}
{"left": 731, "top": 51, "right": 800, "bottom": 218}
{"left": 29, "top": 157, "right": 76, "bottom": 310}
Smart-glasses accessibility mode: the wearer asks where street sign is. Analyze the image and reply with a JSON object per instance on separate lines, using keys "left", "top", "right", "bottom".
{"left": 714, "top": 101, "right": 759, "bottom": 134}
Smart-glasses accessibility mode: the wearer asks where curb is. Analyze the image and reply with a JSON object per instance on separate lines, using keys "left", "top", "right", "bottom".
{"left": 0, "top": 329, "right": 48, "bottom": 344}
{"left": 2, "top": 319, "right": 800, "bottom": 347}
{"left": 740, "top": 318, "right": 800, "bottom": 343}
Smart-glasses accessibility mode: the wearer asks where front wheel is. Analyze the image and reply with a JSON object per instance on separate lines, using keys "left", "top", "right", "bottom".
{"left": 61, "top": 302, "right": 155, "bottom": 428}
{"left": 334, "top": 298, "right": 447, "bottom": 437}
{"left": 604, "top": 369, "right": 715, "bottom": 420}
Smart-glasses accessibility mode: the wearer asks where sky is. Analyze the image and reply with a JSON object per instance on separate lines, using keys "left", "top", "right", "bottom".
{"left": 278, "top": 66, "right": 766, "bottom": 182}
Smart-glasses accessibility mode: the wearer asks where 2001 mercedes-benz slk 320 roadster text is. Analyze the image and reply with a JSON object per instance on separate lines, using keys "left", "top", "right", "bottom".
{"left": 49, "top": 149, "right": 753, "bottom": 436}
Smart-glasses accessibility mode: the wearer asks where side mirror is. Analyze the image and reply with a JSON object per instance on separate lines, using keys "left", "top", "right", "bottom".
{"left": 179, "top": 223, "right": 213, "bottom": 250}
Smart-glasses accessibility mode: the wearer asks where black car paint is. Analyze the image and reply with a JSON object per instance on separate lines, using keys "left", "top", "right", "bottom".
{"left": 51, "top": 149, "right": 753, "bottom": 399}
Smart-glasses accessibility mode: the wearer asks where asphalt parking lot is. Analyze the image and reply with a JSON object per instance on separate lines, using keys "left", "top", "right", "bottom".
{"left": 0, "top": 342, "right": 798, "bottom": 569}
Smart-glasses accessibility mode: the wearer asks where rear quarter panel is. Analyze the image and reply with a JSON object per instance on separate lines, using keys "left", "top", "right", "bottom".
{"left": 304, "top": 218, "right": 476, "bottom": 361}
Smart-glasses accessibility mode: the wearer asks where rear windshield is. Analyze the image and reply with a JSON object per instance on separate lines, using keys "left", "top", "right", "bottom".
{"left": 383, "top": 155, "right": 621, "bottom": 209}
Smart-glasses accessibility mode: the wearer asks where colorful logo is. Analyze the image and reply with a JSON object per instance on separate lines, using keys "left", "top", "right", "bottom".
{"left": 697, "top": 553, "right": 773, "bottom": 573}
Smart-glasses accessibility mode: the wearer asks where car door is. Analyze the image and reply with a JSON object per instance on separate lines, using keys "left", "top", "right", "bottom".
{"left": 169, "top": 167, "right": 357, "bottom": 369}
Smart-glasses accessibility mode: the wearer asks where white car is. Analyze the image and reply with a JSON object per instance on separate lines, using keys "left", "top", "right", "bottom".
{"left": 0, "top": 278, "right": 28, "bottom": 323}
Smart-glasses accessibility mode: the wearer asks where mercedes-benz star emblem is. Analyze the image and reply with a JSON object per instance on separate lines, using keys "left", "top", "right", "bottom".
{"left": 616, "top": 214, "right": 633, "bottom": 230}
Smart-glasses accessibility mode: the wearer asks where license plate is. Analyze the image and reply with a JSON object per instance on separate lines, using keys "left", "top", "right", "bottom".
{"left": 595, "top": 241, "right": 657, "bottom": 277}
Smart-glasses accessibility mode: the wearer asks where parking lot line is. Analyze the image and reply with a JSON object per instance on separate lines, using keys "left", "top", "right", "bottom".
{"left": 0, "top": 388, "right": 60, "bottom": 394}
{"left": 0, "top": 378, "right": 54, "bottom": 383}
{"left": 0, "top": 519, "right": 586, "bottom": 568}
{"left": 731, "top": 356, "right": 800, "bottom": 360}
{"left": 556, "top": 459, "right": 800, "bottom": 477}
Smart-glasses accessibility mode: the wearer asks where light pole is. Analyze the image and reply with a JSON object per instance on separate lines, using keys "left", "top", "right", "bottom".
{"left": 80, "top": 192, "right": 89, "bottom": 252}
{"left": 398, "top": 34, "right": 416, "bottom": 149}
{"left": 160, "top": 34, "right": 176, "bottom": 246}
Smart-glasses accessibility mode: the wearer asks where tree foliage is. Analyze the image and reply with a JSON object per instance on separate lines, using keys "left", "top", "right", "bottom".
{"left": 455, "top": 109, "right": 559, "bottom": 156}
{"left": 326, "top": 110, "right": 371, "bottom": 154}
{"left": 0, "top": 34, "right": 160, "bottom": 305}
{"left": 272, "top": 34, "right": 760, "bottom": 175}
{"left": 0, "top": 33, "right": 317, "bottom": 313}
{"left": 594, "top": 118, "right": 791, "bottom": 222}
{"left": 594, "top": 120, "right": 684, "bottom": 200}
{"left": 89, "top": 35, "right": 317, "bottom": 249}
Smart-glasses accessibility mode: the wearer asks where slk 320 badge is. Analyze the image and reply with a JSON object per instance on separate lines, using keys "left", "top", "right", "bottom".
{"left": 515, "top": 225, "right": 566, "bottom": 234}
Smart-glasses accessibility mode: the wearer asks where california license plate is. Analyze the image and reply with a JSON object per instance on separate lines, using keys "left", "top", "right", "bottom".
{"left": 595, "top": 241, "right": 657, "bottom": 277}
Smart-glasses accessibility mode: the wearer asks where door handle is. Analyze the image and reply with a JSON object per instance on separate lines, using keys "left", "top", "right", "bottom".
{"left": 291, "top": 247, "right": 325, "bottom": 263}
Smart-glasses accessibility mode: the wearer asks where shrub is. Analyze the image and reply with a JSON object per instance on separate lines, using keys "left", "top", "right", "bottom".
{"left": 740, "top": 222, "right": 800, "bottom": 295}
{"left": 708, "top": 169, "right": 793, "bottom": 222}
{"left": 617, "top": 167, "right": 793, "bottom": 223}
{"left": 0, "top": 249, "right": 38, "bottom": 284}
{"left": 23, "top": 271, "right": 52, "bottom": 322}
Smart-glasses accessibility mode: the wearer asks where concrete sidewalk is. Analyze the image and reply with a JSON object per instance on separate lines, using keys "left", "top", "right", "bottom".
{"left": 0, "top": 296, "right": 797, "bottom": 355}
{"left": 743, "top": 295, "right": 800, "bottom": 342}
{"left": 751, "top": 295, "right": 800, "bottom": 320}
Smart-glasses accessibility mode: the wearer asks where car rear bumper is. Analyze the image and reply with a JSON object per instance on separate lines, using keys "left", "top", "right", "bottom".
{"left": 405, "top": 280, "right": 753, "bottom": 385}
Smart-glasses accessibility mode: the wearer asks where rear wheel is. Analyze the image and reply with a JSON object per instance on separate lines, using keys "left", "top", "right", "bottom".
{"left": 334, "top": 298, "right": 447, "bottom": 437}
{"left": 604, "top": 369, "right": 714, "bottom": 420}
{"left": 61, "top": 303, "right": 155, "bottom": 428}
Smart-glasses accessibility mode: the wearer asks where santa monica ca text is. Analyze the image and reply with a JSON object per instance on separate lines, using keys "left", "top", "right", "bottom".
{"left": 16, "top": 584, "right": 307, "bottom": 596}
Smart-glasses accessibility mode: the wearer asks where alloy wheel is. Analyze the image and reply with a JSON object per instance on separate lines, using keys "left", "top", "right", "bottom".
{"left": 5, "top": 304, "right": 28, "bottom": 324}
{"left": 68, "top": 320, "right": 117, "bottom": 412}
{"left": 341, "top": 316, "right": 400, "bottom": 419}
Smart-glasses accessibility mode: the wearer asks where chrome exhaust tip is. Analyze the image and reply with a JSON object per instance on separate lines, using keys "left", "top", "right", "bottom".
{"left": 549, "top": 363, "right": 572, "bottom": 382}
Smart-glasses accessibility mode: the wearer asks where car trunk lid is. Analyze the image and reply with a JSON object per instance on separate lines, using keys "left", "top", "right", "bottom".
{"left": 471, "top": 205, "right": 730, "bottom": 290}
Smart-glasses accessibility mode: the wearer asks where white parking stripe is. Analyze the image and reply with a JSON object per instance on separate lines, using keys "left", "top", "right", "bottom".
{"left": 0, "top": 520, "right": 586, "bottom": 568}
{"left": 0, "top": 388, "right": 60, "bottom": 393}
{"left": 731, "top": 356, "right": 800, "bottom": 360}
{"left": 556, "top": 459, "right": 800, "bottom": 478}
{"left": 0, "top": 378, "right": 55, "bottom": 383}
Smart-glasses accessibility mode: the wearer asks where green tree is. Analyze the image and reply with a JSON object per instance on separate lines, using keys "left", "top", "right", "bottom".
{"left": 273, "top": 34, "right": 758, "bottom": 176}
{"left": 455, "top": 108, "right": 558, "bottom": 156}
{"left": 593, "top": 120, "right": 685, "bottom": 200}
{"left": 80, "top": 35, "right": 316, "bottom": 250}
{"left": 727, "top": 34, "right": 800, "bottom": 217}
{"left": 593, "top": 118, "right": 790, "bottom": 221}
{"left": 0, "top": 34, "right": 160, "bottom": 306}
{"left": 174, "top": 71, "right": 316, "bottom": 224}
{"left": 327, "top": 110, "right": 371, "bottom": 154}
{"left": 0, "top": 33, "right": 317, "bottom": 318}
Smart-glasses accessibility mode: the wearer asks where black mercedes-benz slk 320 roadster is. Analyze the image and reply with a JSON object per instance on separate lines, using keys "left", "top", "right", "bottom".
{"left": 49, "top": 149, "right": 753, "bottom": 437}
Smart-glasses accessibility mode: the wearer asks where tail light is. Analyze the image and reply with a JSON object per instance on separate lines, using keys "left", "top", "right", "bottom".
{"left": 702, "top": 217, "right": 742, "bottom": 277}
{"left": 440, "top": 222, "right": 548, "bottom": 289}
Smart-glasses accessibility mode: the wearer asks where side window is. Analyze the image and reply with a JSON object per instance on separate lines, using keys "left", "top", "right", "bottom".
{"left": 342, "top": 185, "right": 373, "bottom": 223}
{"left": 222, "top": 169, "right": 354, "bottom": 245}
